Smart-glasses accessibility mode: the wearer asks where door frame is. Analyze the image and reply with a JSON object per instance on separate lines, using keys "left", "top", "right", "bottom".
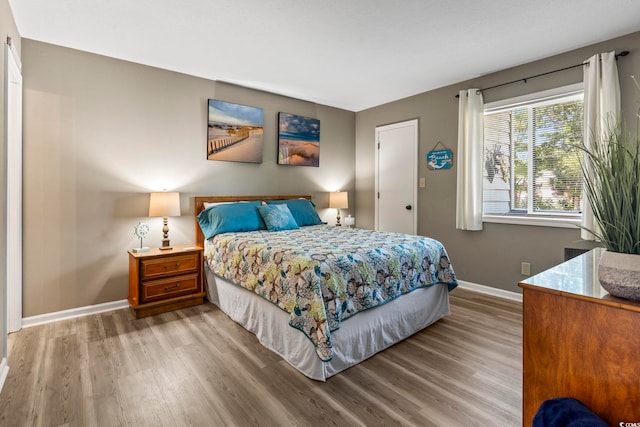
{"left": 5, "top": 40, "right": 22, "bottom": 333}
{"left": 374, "top": 118, "right": 418, "bottom": 233}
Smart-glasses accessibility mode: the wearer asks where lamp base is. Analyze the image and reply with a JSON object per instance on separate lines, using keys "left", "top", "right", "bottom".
{"left": 132, "top": 247, "right": 150, "bottom": 253}
{"left": 158, "top": 218, "right": 173, "bottom": 250}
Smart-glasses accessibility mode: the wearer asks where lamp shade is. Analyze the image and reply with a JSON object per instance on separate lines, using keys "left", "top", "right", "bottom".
{"left": 149, "top": 192, "right": 181, "bottom": 217}
{"left": 329, "top": 191, "right": 348, "bottom": 209}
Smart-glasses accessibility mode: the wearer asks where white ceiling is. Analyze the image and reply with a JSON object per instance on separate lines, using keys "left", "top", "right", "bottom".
{"left": 8, "top": 0, "right": 640, "bottom": 112}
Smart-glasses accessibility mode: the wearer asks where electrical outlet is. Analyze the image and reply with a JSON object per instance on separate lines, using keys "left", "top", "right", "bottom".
{"left": 521, "top": 262, "right": 531, "bottom": 276}
{"left": 419, "top": 177, "right": 426, "bottom": 188}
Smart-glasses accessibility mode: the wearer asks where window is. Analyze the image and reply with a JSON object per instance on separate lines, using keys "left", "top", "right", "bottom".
{"left": 482, "top": 84, "right": 584, "bottom": 227}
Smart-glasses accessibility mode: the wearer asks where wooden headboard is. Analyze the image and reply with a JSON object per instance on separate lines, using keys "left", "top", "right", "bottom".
{"left": 194, "top": 195, "right": 312, "bottom": 247}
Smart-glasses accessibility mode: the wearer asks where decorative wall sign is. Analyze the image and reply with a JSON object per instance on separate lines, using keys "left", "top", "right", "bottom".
{"left": 207, "top": 99, "right": 264, "bottom": 163}
{"left": 278, "top": 112, "right": 320, "bottom": 167}
{"left": 427, "top": 141, "right": 453, "bottom": 170}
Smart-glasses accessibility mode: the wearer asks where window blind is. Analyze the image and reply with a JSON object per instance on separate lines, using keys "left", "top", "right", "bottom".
{"left": 483, "top": 92, "right": 583, "bottom": 216}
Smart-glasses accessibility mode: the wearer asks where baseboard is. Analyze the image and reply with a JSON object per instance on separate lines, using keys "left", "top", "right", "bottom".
{"left": 22, "top": 299, "right": 129, "bottom": 328}
{"left": 0, "top": 357, "right": 9, "bottom": 394}
{"left": 18, "top": 283, "right": 519, "bottom": 327}
{"left": 456, "top": 280, "right": 523, "bottom": 303}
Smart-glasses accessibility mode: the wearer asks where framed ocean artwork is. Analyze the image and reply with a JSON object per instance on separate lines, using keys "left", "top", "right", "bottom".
{"left": 207, "top": 99, "right": 264, "bottom": 163}
{"left": 277, "top": 112, "right": 320, "bottom": 167}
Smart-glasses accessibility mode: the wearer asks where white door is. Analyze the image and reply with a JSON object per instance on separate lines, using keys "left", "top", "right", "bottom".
{"left": 375, "top": 119, "right": 418, "bottom": 234}
{"left": 5, "top": 42, "right": 22, "bottom": 333}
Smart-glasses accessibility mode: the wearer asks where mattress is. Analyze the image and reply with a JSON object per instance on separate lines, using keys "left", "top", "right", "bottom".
{"left": 204, "top": 225, "right": 457, "bottom": 361}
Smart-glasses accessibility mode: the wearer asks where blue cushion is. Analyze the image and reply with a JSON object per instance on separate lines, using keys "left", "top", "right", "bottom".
{"left": 257, "top": 204, "right": 300, "bottom": 232}
{"left": 533, "top": 398, "right": 608, "bottom": 427}
{"left": 197, "top": 201, "right": 265, "bottom": 239}
{"left": 265, "top": 199, "right": 325, "bottom": 226}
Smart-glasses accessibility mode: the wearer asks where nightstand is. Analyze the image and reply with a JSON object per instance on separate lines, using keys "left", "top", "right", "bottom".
{"left": 128, "top": 244, "right": 206, "bottom": 318}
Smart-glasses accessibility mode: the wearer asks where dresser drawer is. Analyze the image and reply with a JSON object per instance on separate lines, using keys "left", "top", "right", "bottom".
{"left": 141, "top": 273, "right": 199, "bottom": 303}
{"left": 140, "top": 253, "right": 199, "bottom": 280}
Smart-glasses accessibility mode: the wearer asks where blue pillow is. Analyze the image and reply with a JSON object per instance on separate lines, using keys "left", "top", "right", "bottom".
{"left": 197, "top": 201, "right": 265, "bottom": 239}
{"left": 257, "top": 204, "right": 300, "bottom": 232}
{"left": 266, "top": 199, "right": 325, "bottom": 226}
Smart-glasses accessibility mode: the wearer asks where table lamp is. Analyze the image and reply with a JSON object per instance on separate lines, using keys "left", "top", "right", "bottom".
{"left": 329, "top": 191, "right": 348, "bottom": 226}
{"left": 149, "top": 191, "right": 181, "bottom": 249}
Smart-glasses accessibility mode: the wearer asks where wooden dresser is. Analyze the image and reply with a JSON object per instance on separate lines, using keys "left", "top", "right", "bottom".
{"left": 518, "top": 248, "right": 640, "bottom": 426}
{"left": 128, "top": 244, "right": 205, "bottom": 318}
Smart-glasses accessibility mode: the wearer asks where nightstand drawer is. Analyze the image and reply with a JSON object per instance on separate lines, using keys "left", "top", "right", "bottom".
{"left": 141, "top": 253, "right": 199, "bottom": 280}
{"left": 141, "top": 273, "right": 199, "bottom": 303}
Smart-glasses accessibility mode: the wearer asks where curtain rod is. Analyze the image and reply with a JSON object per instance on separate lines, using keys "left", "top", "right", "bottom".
{"left": 455, "top": 50, "right": 630, "bottom": 98}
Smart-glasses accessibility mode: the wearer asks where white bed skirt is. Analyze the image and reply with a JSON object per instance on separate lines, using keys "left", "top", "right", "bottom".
{"left": 204, "top": 265, "right": 450, "bottom": 381}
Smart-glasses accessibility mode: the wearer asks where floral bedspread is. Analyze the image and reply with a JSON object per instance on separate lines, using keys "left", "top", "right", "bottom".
{"left": 204, "top": 225, "right": 457, "bottom": 361}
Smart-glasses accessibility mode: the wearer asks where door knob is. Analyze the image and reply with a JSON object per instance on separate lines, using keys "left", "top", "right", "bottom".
{"left": 405, "top": 205, "right": 412, "bottom": 210}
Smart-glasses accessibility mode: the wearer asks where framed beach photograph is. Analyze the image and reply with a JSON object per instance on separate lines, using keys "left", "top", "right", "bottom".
{"left": 207, "top": 99, "right": 264, "bottom": 163}
{"left": 277, "top": 112, "right": 320, "bottom": 167}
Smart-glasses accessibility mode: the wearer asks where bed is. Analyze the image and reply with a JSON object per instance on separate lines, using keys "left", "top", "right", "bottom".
{"left": 194, "top": 195, "right": 458, "bottom": 381}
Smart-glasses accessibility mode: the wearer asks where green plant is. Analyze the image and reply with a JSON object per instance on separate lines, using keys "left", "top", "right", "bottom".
{"left": 577, "top": 77, "right": 640, "bottom": 254}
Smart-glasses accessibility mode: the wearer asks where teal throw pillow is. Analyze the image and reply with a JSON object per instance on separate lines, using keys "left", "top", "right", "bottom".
{"left": 257, "top": 204, "right": 300, "bottom": 232}
{"left": 265, "top": 199, "right": 325, "bottom": 226}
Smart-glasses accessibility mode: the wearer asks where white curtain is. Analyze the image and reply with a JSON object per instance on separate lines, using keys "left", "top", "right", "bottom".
{"left": 581, "top": 52, "right": 621, "bottom": 240}
{"left": 456, "top": 89, "right": 484, "bottom": 231}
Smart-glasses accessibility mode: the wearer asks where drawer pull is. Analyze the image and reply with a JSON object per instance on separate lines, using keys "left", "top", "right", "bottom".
{"left": 163, "top": 263, "right": 180, "bottom": 270}
{"left": 164, "top": 283, "right": 181, "bottom": 291}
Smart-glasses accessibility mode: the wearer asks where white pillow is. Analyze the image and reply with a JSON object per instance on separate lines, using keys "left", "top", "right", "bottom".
{"left": 203, "top": 200, "right": 250, "bottom": 208}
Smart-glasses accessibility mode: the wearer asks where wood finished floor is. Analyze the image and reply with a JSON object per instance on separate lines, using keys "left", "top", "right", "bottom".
{"left": 0, "top": 288, "right": 522, "bottom": 427}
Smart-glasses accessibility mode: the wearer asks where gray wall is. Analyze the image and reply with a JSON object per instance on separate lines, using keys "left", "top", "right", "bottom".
{"left": 1, "top": 0, "right": 20, "bottom": 365}
{"left": 18, "top": 28, "right": 640, "bottom": 316}
{"left": 22, "top": 40, "right": 355, "bottom": 317}
{"left": 356, "top": 31, "right": 640, "bottom": 293}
